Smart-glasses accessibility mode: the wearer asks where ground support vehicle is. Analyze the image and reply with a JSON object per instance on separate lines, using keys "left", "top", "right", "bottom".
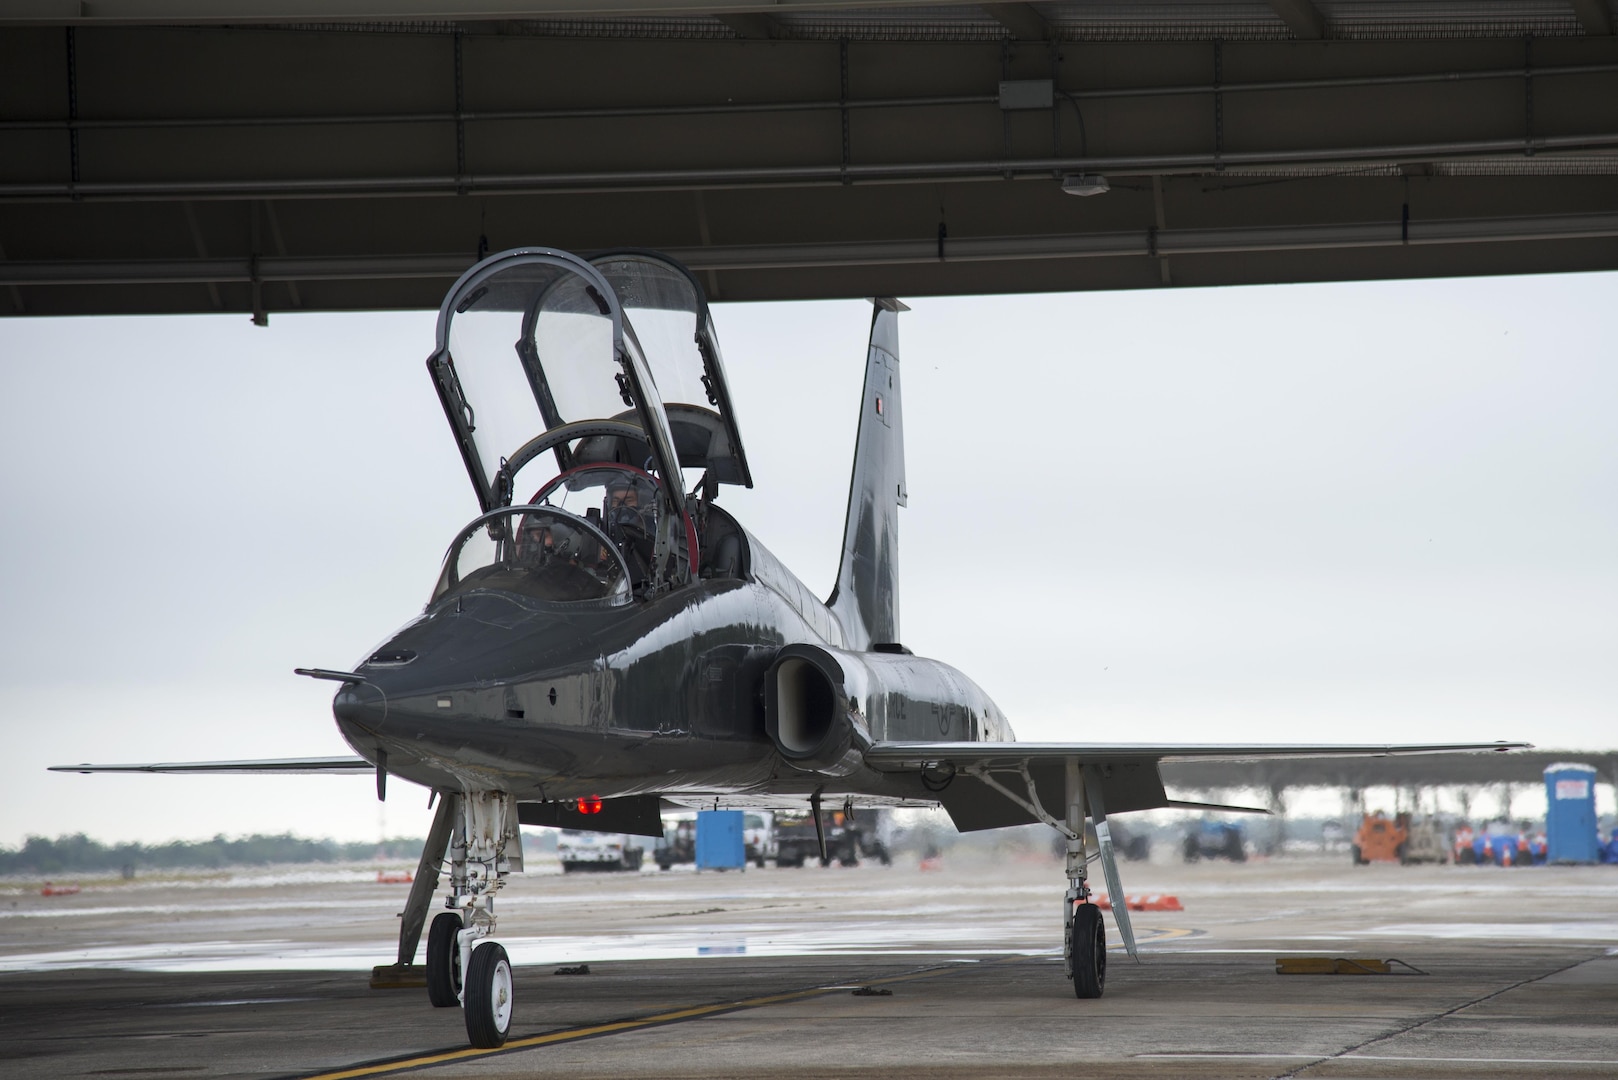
{"left": 557, "top": 830, "right": 644, "bottom": 873}
{"left": 1352, "top": 813, "right": 1408, "bottom": 864}
{"left": 1399, "top": 815, "right": 1449, "bottom": 864}
{"left": 774, "top": 812, "right": 859, "bottom": 867}
{"left": 1183, "top": 820, "right": 1247, "bottom": 862}
{"left": 743, "top": 812, "right": 777, "bottom": 868}
{"left": 654, "top": 817, "right": 695, "bottom": 871}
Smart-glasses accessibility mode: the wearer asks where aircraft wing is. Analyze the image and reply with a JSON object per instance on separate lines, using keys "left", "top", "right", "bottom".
{"left": 863, "top": 739, "right": 1528, "bottom": 832}
{"left": 48, "top": 757, "right": 373, "bottom": 774}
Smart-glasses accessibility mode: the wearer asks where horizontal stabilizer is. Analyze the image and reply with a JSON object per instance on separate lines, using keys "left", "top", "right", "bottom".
{"left": 49, "top": 756, "right": 373, "bottom": 775}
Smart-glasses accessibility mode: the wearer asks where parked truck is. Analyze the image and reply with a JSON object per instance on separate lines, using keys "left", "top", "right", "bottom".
{"left": 557, "top": 829, "right": 645, "bottom": 873}
{"left": 653, "top": 816, "right": 695, "bottom": 870}
{"left": 773, "top": 809, "right": 890, "bottom": 867}
{"left": 743, "top": 811, "right": 777, "bottom": 868}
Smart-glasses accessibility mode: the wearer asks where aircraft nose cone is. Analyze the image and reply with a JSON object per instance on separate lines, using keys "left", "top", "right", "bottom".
{"left": 333, "top": 680, "right": 388, "bottom": 738}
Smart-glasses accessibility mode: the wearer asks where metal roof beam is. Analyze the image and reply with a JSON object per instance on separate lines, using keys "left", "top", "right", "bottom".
{"left": 1, "top": 0, "right": 991, "bottom": 26}
{"left": 8, "top": 131, "right": 1618, "bottom": 201}
{"left": 980, "top": 3, "right": 1051, "bottom": 41}
{"left": 1265, "top": 0, "right": 1325, "bottom": 40}
{"left": 1570, "top": 0, "right": 1614, "bottom": 36}
{"left": 8, "top": 212, "right": 1618, "bottom": 286}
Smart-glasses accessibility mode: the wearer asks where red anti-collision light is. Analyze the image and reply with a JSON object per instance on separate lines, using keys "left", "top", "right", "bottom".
{"left": 576, "top": 796, "right": 603, "bottom": 815}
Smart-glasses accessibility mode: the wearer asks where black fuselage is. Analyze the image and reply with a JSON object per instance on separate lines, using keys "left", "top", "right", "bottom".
{"left": 333, "top": 531, "right": 1007, "bottom": 808}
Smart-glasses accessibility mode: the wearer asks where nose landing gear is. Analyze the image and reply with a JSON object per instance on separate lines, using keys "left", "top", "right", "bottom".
{"left": 419, "top": 791, "right": 522, "bottom": 1047}
{"left": 425, "top": 911, "right": 463, "bottom": 1008}
{"left": 464, "top": 941, "right": 515, "bottom": 1047}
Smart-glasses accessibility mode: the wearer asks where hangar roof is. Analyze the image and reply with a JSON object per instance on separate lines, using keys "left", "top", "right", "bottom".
{"left": 3, "top": 1, "right": 1617, "bottom": 314}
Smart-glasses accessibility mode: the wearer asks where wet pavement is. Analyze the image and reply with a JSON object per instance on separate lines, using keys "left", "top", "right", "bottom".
{"left": 2, "top": 854, "right": 1615, "bottom": 1078}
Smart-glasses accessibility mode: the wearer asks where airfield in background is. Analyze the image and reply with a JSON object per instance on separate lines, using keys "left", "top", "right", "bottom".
{"left": 2, "top": 844, "right": 1614, "bottom": 1079}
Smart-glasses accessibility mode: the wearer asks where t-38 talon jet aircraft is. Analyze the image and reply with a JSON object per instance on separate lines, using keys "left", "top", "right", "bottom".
{"left": 54, "top": 247, "right": 1526, "bottom": 1048}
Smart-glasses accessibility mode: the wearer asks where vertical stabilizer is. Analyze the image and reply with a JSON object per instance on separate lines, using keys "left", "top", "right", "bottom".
{"left": 827, "top": 299, "right": 908, "bottom": 650}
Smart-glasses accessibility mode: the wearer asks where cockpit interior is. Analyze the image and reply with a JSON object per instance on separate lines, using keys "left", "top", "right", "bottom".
{"left": 425, "top": 248, "right": 754, "bottom": 608}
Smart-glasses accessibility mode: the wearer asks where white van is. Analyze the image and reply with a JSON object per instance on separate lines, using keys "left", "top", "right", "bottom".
{"left": 557, "top": 829, "right": 645, "bottom": 872}
{"left": 743, "top": 811, "right": 777, "bottom": 868}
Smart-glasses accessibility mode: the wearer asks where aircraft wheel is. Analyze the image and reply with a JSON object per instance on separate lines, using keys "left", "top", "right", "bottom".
{"left": 426, "top": 912, "right": 463, "bottom": 1008}
{"left": 463, "top": 941, "right": 514, "bottom": 1048}
{"left": 1068, "top": 903, "right": 1106, "bottom": 999}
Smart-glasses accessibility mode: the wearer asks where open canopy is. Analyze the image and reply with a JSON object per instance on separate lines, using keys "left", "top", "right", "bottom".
{"left": 588, "top": 251, "right": 751, "bottom": 488}
{"left": 427, "top": 247, "right": 750, "bottom": 519}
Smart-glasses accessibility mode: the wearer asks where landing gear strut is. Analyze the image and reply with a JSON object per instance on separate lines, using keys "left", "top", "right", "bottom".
{"left": 435, "top": 790, "right": 522, "bottom": 1047}
{"left": 955, "top": 756, "right": 1139, "bottom": 999}
{"left": 1062, "top": 759, "right": 1105, "bottom": 998}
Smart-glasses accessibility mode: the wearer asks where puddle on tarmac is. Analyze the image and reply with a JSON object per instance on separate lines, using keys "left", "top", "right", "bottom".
{"left": 0, "top": 921, "right": 1059, "bottom": 974}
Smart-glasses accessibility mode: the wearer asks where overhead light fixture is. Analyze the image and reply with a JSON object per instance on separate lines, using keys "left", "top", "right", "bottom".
{"left": 1061, "top": 174, "right": 1111, "bottom": 197}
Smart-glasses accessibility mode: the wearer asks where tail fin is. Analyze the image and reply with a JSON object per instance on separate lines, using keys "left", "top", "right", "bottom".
{"left": 827, "top": 298, "right": 908, "bottom": 650}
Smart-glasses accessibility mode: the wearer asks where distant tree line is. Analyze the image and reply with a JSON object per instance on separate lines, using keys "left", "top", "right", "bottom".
{"left": 0, "top": 833, "right": 425, "bottom": 875}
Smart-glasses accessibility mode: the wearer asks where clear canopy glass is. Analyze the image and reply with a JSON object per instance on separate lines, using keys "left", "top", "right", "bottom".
{"left": 431, "top": 506, "right": 631, "bottom": 607}
{"left": 591, "top": 255, "right": 710, "bottom": 409}
{"left": 590, "top": 252, "right": 751, "bottom": 486}
{"left": 531, "top": 465, "right": 687, "bottom": 589}
{"left": 431, "top": 250, "right": 688, "bottom": 516}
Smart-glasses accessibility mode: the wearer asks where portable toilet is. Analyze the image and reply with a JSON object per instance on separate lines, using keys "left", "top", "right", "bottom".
{"left": 695, "top": 810, "right": 746, "bottom": 870}
{"left": 1543, "top": 763, "right": 1600, "bottom": 864}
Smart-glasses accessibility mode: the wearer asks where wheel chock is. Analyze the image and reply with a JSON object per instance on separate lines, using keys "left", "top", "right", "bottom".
{"left": 1275, "top": 957, "right": 1429, "bottom": 976}
{"left": 369, "top": 963, "right": 430, "bottom": 989}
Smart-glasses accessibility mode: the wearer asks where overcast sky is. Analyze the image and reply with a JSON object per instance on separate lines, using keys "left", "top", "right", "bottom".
{"left": 2, "top": 270, "right": 1614, "bottom": 846}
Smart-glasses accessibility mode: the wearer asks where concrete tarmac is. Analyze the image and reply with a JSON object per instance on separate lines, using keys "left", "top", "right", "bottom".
{"left": 2, "top": 853, "right": 1615, "bottom": 1079}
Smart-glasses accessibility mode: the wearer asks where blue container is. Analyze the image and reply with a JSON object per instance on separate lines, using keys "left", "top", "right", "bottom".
{"left": 1544, "top": 763, "right": 1600, "bottom": 864}
{"left": 695, "top": 810, "right": 746, "bottom": 870}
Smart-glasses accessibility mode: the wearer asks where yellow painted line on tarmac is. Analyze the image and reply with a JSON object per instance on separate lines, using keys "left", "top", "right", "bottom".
{"left": 296, "top": 961, "right": 991, "bottom": 1080}
{"left": 1120, "top": 926, "right": 1197, "bottom": 947}
{"left": 299, "top": 932, "right": 1203, "bottom": 1079}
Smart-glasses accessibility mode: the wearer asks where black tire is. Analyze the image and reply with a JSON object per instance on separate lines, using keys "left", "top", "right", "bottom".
{"left": 1068, "top": 903, "right": 1106, "bottom": 999}
{"left": 1351, "top": 845, "right": 1367, "bottom": 866}
{"left": 426, "top": 912, "right": 463, "bottom": 1008}
{"left": 463, "top": 941, "right": 514, "bottom": 1048}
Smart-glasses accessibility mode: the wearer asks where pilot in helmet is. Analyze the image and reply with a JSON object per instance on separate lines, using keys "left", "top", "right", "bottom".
{"left": 603, "top": 474, "right": 657, "bottom": 583}
{"left": 604, "top": 475, "right": 654, "bottom": 536}
{"left": 517, "top": 516, "right": 556, "bottom": 565}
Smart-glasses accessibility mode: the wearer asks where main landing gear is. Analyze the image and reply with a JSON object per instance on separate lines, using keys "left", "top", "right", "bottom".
{"left": 1066, "top": 900, "right": 1106, "bottom": 998}
{"left": 419, "top": 791, "right": 523, "bottom": 1047}
{"left": 1061, "top": 759, "right": 1105, "bottom": 999}
{"left": 964, "top": 757, "right": 1135, "bottom": 999}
